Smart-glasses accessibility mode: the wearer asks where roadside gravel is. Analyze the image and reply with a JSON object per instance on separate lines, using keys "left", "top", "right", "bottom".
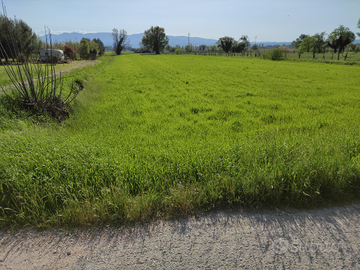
{"left": 1, "top": 203, "right": 360, "bottom": 269}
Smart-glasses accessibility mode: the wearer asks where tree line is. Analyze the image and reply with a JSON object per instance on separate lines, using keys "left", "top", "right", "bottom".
{"left": 291, "top": 24, "right": 358, "bottom": 60}
{"left": 114, "top": 20, "right": 360, "bottom": 59}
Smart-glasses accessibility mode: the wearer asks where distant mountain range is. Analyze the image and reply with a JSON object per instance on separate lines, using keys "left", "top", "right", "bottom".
{"left": 44, "top": 32, "right": 360, "bottom": 48}
{"left": 45, "top": 32, "right": 219, "bottom": 48}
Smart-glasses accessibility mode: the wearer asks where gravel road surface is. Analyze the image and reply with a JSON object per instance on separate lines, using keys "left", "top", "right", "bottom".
{"left": 1, "top": 203, "right": 360, "bottom": 269}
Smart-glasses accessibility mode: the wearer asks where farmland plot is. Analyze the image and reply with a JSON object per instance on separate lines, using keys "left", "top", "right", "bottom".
{"left": 0, "top": 54, "right": 359, "bottom": 227}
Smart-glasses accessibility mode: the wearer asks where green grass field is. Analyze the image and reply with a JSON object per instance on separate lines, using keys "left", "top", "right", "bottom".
{"left": 0, "top": 54, "right": 359, "bottom": 228}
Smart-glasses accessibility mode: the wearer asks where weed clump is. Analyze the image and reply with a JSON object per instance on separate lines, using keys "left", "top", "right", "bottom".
{"left": 261, "top": 48, "right": 284, "bottom": 61}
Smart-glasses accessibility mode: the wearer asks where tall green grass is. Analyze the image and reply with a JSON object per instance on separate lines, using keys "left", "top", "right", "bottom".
{"left": 0, "top": 54, "right": 359, "bottom": 228}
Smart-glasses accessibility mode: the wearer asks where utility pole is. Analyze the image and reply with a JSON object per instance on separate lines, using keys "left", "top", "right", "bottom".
{"left": 255, "top": 36, "right": 257, "bottom": 45}
{"left": 188, "top": 33, "right": 190, "bottom": 47}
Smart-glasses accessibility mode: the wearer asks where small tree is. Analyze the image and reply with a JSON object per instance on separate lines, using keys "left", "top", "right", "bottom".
{"left": 251, "top": 44, "right": 259, "bottom": 51}
{"left": 112, "top": 28, "right": 128, "bottom": 55}
{"left": 208, "top": 45, "right": 217, "bottom": 51}
{"left": 79, "top": 38, "right": 90, "bottom": 59}
{"left": 239, "top": 35, "right": 250, "bottom": 51}
{"left": 93, "top": 38, "right": 105, "bottom": 56}
{"left": 232, "top": 41, "right": 246, "bottom": 53}
{"left": 141, "top": 26, "right": 169, "bottom": 54}
{"left": 64, "top": 44, "right": 76, "bottom": 59}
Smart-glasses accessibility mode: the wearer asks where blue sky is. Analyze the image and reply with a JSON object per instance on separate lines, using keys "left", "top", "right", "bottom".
{"left": 3, "top": 0, "right": 360, "bottom": 42}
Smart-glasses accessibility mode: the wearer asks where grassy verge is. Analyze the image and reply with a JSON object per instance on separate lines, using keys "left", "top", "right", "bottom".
{"left": 0, "top": 54, "right": 359, "bottom": 228}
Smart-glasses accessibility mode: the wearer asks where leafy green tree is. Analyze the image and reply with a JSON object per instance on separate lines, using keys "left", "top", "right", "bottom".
{"left": 93, "top": 38, "right": 105, "bottom": 56}
{"left": 51, "top": 40, "right": 65, "bottom": 50}
{"left": 112, "top": 28, "right": 128, "bottom": 55}
{"left": 64, "top": 39, "right": 80, "bottom": 59}
{"left": 198, "top": 44, "right": 207, "bottom": 51}
{"left": 0, "top": 15, "right": 38, "bottom": 60}
{"left": 357, "top": 18, "right": 360, "bottom": 38}
{"left": 298, "top": 37, "right": 311, "bottom": 53}
{"left": 168, "top": 46, "right": 176, "bottom": 53}
{"left": 309, "top": 32, "right": 326, "bottom": 59}
{"left": 239, "top": 35, "right": 250, "bottom": 51}
{"left": 208, "top": 45, "right": 217, "bottom": 51}
{"left": 291, "top": 34, "right": 309, "bottom": 49}
{"left": 141, "top": 26, "right": 169, "bottom": 54}
{"left": 216, "top": 36, "right": 235, "bottom": 53}
{"left": 79, "top": 38, "right": 90, "bottom": 59}
{"left": 251, "top": 44, "right": 259, "bottom": 50}
{"left": 90, "top": 40, "right": 99, "bottom": 54}
{"left": 327, "top": 25, "right": 355, "bottom": 60}
{"left": 231, "top": 41, "right": 245, "bottom": 53}
{"left": 185, "top": 44, "right": 194, "bottom": 52}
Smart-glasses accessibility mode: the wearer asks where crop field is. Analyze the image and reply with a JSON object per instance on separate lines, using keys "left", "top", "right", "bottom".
{"left": 0, "top": 54, "right": 360, "bottom": 228}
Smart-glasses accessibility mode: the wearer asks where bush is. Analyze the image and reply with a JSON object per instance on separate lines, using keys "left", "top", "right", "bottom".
{"left": 270, "top": 48, "right": 284, "bottom": 60}
{"left": 175, "top": 48, "right": 182, "bottom": 55}
{"left": 261, "top": 48, "right": 284, "bottom": 61}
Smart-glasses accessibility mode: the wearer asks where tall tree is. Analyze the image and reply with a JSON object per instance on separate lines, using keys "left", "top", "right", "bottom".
{"left": 79, "top": 38, "right": 90, "bottom": 59}
{"left": 357, "top": 18, "right": 360, "bottom": 38}
{"left": 298, "top": 37, "right": 312, "bottom": 53}
{"left": 216, "top": 36, "right": 235, "bottom": 53}
{"left": 141, "top": 26, "right": 169, "bottom": 54}
{"left": 291, "top": 34, "right": 309, "bottom": 49}
{"left": 0, "top": 15, "right": 38, "bottom": 60}
{"left": 309, "top": 32, "right": 326, "bottom": 59}
{"left": 90, "top": 40, "right": 99, "bottom": 54}
{"left": 112, "top": 28, "right": 128, "bottom": 55}
{"left": 93, "top": 38, "right": 105, "bottom": 56}
{"left": 327, "top": 25, "right": 355, "bottom": 60}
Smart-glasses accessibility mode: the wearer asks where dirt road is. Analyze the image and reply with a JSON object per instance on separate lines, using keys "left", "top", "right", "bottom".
{"left": 1, "top": 203, "right": 359, "bottom": 269}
